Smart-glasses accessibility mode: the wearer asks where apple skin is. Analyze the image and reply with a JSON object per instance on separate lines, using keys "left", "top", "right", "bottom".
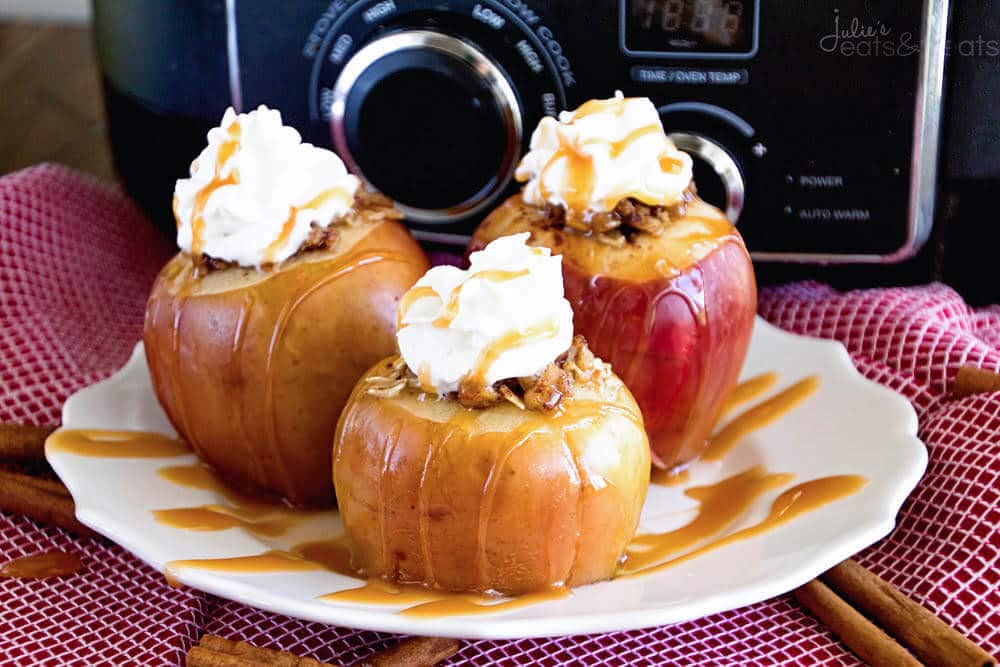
{"left": 470, "top": 195, "right": 756, "bottom": 469}
{"left": 333, "top": 356, "right": 650, "bottom": 595}
{"left": 144, "top": 219, "right": 429, "bottom": 506}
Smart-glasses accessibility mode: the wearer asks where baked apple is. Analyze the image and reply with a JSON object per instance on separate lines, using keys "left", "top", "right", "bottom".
{"left": 333, "top": 235, "right": 650, "bottom": 594}
{"left": 469, "top": 94, "right": 756, "bottom": 469}
{"left": 144, "top": 106, "right": 429, "bottom": 506}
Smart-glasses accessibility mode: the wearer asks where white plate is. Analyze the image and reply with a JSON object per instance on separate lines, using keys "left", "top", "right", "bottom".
{"left": 46, "top": 318, "right": 926, "bottom": 639}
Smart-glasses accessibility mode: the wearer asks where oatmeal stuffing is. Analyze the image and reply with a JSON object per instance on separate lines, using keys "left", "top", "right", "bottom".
{"left": 366, "top": 336, "right": 611, "bottom": 412}
{"left": 540, "top": 185, "right": 697, "bottom": 247}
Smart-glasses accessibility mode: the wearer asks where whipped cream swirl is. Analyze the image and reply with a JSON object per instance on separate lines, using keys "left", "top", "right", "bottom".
{"left": 515, "top": 93, "right": 693, "bottom": 214}
{"left": 174, "top": 106, "right": 361, "bottom": 268}
{"left": 396, "top": 233, "right": 574, "bottom": 395}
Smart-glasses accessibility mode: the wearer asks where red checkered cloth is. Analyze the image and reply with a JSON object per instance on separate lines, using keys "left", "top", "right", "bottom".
{"left": 1, "top": 165, "right": 997, "bottom": 665}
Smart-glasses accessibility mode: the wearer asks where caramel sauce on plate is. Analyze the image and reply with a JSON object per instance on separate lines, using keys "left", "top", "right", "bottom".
{"left": 48, "top": 430, "right": 190, "bottom": 458}
{"left": 153, "top": 506, "right": 298, "bottom": 538}
{"left": 623, "top": 467, "right": 794, "bottom": 574}
{"left": 168, "top": 551, "right": 323, "bottom": 575}
{"left": 650, "top": 468, "right": 690, "bottom": 487}
{"left": 721, "top": 372, "right": 780, "bottom": 417}
{"left": 703, "top": 376, "right": 821, "bottom": 461}
{"left": 157, "top": 463, "right": 279, "bottom": 512}
{"left": 150, "top": 367, "right": 861, "bottom": 619}
{"left": 0, "top": 551, "right": 82, "bottom": 579}
{"left": 623, "top": 474, "right": 868, "bottom": 578}
{"left": 154, "top": 462, "right": 321, "bottom": 537}
{"left": 396, "top": 587, "right": 571, "bottom": 619}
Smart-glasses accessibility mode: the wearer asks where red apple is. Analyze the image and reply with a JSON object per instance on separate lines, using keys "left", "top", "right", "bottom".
{"left": 470, "top": 195, "right": 756, "bottom": 469}
{"left": 145, "top": 208, "right": 430, "bottom": 506}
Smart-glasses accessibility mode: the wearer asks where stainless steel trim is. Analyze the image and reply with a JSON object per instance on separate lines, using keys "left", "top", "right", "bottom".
{"left": 224, "top": 0, "right": 243, "bottom": 112}
{"left": 330, "top": 30, "right": 522, "bottom": 224}
{"left": 668, "top": 132, "right": 745, "bottom": 223}
{"left": 754, "top": 0, "right": 948, "bottom": 264}
{"left": 660, "top": 102, "right": 756, "bottom": 138}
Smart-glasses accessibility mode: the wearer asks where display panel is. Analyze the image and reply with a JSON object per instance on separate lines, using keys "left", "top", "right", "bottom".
{"left": 623, "top": 0, "right": 757, "bottom": 57}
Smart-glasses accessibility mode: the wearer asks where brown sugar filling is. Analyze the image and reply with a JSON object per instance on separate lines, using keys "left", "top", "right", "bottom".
{"left": 191, "top": 191, "right": 402, "bottom": 274}
{"left": 540, "top": 185, "right": 698, "bottom": 247}
{"left": 366, "top": 336, "right": 611, "bottom": 412}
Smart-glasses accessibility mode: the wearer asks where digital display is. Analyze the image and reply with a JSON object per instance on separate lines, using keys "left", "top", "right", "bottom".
{"left": 624, "top": 0, "right": 757, "bottom": 57}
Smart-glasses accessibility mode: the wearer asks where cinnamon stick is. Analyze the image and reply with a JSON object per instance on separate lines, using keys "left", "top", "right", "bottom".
{"left": 823, "top": 559, "right": 996, "bottom": 667}
{"left": 0, "top": 422, "right": 55, "bottom": 460}
{"left": 362, "top": 637, "right": 461, "bottom": 667}
{"left": 0, "top": 470, "right": 94, "bottom": 538}
{"left": 186, "top": 634, "right": 460, "bottom": 667}
{"left": 952, "top": 365, "right": 1000, "bottom": 398}
{"left": 187, "top": 635, "right": 339, "bottom": 667}
{"left": 792, "top": 579, "right": 921, "bottom": 666}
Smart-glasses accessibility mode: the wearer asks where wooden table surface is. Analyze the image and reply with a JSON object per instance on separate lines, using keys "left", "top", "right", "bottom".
{"left": 0, "top": 21, "right": 114, "bottom": 182}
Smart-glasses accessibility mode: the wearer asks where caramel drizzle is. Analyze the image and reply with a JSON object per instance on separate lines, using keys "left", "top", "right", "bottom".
{"left": 48, "top": 430, "right": 189, "bottom": 458}
{"left": 261, "top": 250, "right": 412, "bottom": 497}
{"left": 465, "top": 319, "right": 560, "bottom": 388}
{"left": 262, "top": 187, "right": 354, "bottom": 264}
{"left": 376, "top": 418, "right": 405, "bottom": 582}
{"left": 188, "top": 121, "right": 242, "bottom": 256}
{"left": 572, "top": 97, "right": 635, "bottom": 119}
{"left": 432, "top": 268, "right": 529, "bottom": 329}
{"left": 474, "top": 428, "right": 538, "bottom": 590}
{"left": 703, "top": 376, "right": 821, "bottom": 461}
{"left": 538, "top": 148, "right": 596, "bottom": 214}
{"left": 659, "top": 154, "right": 685, "bottom": 174}
{"left": 229, "top": 294, "right": 264, "bottom": 489}
{"left": 582, "top": 124, "right": 661, "bottom": 159}
{"left": 623, "top": 474, "right": 868, "bottom": 578}
{"left": 396, "top": 286, "right": 437, "bottom": 329}
{"left": 397, "top": 269, "right": 530, "bottom": 330}
{"left": 562, "top": 428, "right": 585, "bottom": 584}
{"left": 166, "top": 290, "right": 204, "bottom": 458}
{"left": 534, "top": 95, "right": 684, "bottom": 214}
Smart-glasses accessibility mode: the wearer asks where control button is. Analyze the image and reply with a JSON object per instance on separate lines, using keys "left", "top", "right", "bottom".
{"left": 751, "top": 142, "right": 767, "bottom": 158}
{"left": 668, "top": 132, "right": 745, "bottom": 223}
{"left": 330, "top": 30, "right": 522, "bottom": 224}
